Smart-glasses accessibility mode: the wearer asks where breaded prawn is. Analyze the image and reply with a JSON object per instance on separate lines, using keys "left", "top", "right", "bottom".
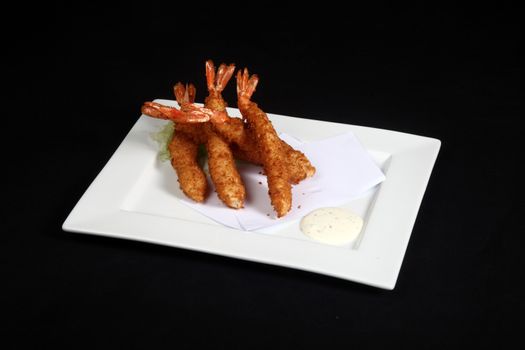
{"left": 149, "top": 83, "right": 207, "bottom": 202}
{"left": 203, "top": 60, "right": 245, "bottom": 208}
{"left": 236, "top": 68, "right": 292, "bottom": 217}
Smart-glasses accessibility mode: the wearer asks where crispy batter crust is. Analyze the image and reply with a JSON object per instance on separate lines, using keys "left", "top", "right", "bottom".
{"left": 281, "top": 142, "right": 316, "bottom": 184}
{"left": 168, "top": 132, "right": 207, "bottom": 202}
{"left": 205, "top": 124, "right": 245, "bottom": 208}
{"left": 212, "top": 117, "right": 263, "bottom": 165}
{"left": 174, "top": 123, "right": 207, "bottom": 145}
{"left": 239, "top": 100, "right": 292, "bottom": 217}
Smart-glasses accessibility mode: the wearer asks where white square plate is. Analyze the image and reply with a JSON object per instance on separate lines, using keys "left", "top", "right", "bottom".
{"left": 63, "top": 99, "right": 440, "bottom": 289}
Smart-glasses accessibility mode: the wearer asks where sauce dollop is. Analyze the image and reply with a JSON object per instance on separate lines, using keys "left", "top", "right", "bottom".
{"left": 300, "top": 207, "right": 363, "bottom": 246}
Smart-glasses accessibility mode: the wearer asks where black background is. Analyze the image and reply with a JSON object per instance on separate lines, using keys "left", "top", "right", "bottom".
{"left": 4, "top": 2, "right": 523, "bottom": 348}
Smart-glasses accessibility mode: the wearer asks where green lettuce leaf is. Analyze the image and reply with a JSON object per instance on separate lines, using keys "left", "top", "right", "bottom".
{"left": 150, "top": 122, "right": 175, "bottom": 162}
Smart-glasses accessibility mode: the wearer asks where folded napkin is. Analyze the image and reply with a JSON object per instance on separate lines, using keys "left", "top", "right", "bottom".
{"left": 180, "top": 132, "right": 385, "bottom": 231}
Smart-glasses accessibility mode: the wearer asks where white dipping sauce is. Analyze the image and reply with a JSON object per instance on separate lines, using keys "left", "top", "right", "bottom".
{"left": 300, "top": 207, "right": 363, "bottom": 246}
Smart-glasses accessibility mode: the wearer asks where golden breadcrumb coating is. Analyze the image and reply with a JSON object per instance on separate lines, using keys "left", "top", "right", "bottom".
{"left": 168, "top": 132, "right": 207, "bottom": 202}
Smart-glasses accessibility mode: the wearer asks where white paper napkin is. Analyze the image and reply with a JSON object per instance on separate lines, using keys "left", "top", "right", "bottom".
{"left": 180, "top": 132, "right": 385, "bottom": 231}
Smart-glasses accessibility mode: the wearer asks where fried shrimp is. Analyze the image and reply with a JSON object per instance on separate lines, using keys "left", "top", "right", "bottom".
{"left": 203, "top": 61, "right": 245, "bottom": 208}
{"left": 169, "top": 84, "right": 208, "bottom": 202}
{"left": 141, "top": 101, "right": 228, "bottom": 124}
{"left": 146, "top": 83, "right": 208, "bottom": 202}
{"left": 236, "top": 69, "right": 292, "bottom": 217}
